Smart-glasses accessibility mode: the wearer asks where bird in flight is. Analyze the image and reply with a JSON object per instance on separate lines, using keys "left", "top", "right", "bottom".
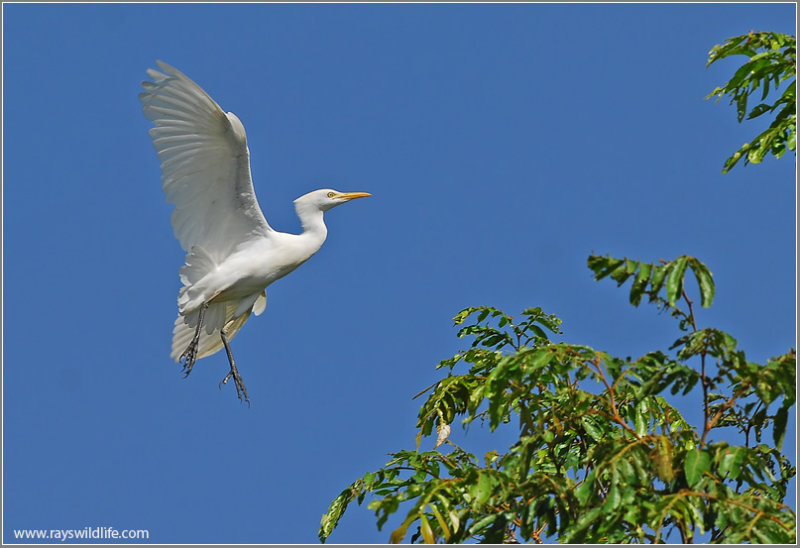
{"left": 139, "top": 61, "right": 370, "bottom": 404}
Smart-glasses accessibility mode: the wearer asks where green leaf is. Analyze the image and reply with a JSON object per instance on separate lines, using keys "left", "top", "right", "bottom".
{"left": 468, "top": 513, "right": 497, "bottom": 534}
{"left": 735, "top": 96, "right": 749, "bottom": 124}
{"left": 707, "top": 32, "right": 796, "bottom": 174}
{"left": 587, "top": 255, "right": 624, "bottom": 281}
{"left": 448, "top": 510, "right": 460, "bottom": 535}
{"left": 603, "top": 482, "right": 622, "bottom": 512}
{"left": 419, "top": 513, "right": 435, "bottom": 544}
{"left": 389, "top": 518, "right": 412, "bottom": 544}
{"left": 652, "top": 435, "right": 675, "bottom": 482}
{"left": 649, "top": 264, "right": 668, "bottom": 297}
{"left": 575, "top": 469, "right": 597, "bottom": 505}
{"left": 773, "top": 404, "right": 789, "bottom": 450}
{"left": 319, "top": 481, "right": 363, "bottom": 543}
{"left": 718, "top": 446, "right": 746, "bottom": 479}
{"left": 747, "top": 102, "right": 775, "bottom": 119}
{"left": 634, "top": 399, "right": 649, "bottom": 436}
{"left": 752, "top": 519, "right": 790, "bottom": 543}
{"left": 580, "top": 416, "right": 603, "bottom": 441}
{"left": 630, "top": 262, "right": 651, "bottom": 306}
{"left": 430, "top": 504, "right": 451, "bottom": 541}
{"left": 471, "top": 472, "right": 493, "bottom": 505}
{"left": 688, "top": 258, "right": 715, "bottom": 308}
{"left": 453, "top": 308, "right": 473, "bottom": 325}
{"left": 728, "top": 60, "right": 756, "bottom": 91}
{"left": 565, "top": 507, "right": 603, "bottom": 542}
{"left": 665, "top": 256, "right": 689, "bottom": 306}
{"left": 685, "top": 449, "right": 711, "bottom": 487}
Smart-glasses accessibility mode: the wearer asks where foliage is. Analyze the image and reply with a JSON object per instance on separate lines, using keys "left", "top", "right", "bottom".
{"left": 319, "top": 254, "right": 796, "bottom": 543}
{"left": 318, "top": 32, "right": 796, "bottom": 544}
{"left": 706, "top": 31, "right": 796, "bottom": 173}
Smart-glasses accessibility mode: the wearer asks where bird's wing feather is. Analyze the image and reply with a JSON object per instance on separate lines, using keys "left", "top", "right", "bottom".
{"left": 140, "top": 60, "right": 272, "bottom": 262}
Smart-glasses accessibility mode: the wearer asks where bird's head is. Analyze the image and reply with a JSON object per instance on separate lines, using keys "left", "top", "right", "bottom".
{"left": 295, "top": 189, "right": 371, "bottom": 212}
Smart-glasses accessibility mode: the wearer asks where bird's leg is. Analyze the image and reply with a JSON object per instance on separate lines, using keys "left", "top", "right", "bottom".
{"left": 179, "top": 301, "right": 208, "bottom": 377}
{"left": 218, "top": 324, "right": 250, "bottom": 405}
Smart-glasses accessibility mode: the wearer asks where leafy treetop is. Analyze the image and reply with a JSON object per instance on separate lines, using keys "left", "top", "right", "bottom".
{"left": 706, "top": 31, "right": 796, "bottom": 173}
{"left": 319, "top": 254, "right": 795, "bottom": 544}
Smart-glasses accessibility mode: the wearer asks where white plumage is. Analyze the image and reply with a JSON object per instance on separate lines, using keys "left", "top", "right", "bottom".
{"left": 140, "top": 61, "right": 370, "bottom": 402}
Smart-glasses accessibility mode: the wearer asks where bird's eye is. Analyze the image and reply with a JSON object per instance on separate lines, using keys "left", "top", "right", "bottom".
{"left": 327, "top": 192, "right": 336, "bottom": 198}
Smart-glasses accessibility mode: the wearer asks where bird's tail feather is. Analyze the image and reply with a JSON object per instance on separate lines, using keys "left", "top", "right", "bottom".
{"left": 171, "top": 244, "right": 267, "bottom": 362}
{"left": 170, "top": 302, "right": 251, "bottom": 362}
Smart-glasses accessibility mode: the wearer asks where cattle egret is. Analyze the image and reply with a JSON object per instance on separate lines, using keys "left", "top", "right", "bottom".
{"left": 139, "top": 61, "right": 370, "bottom": 403}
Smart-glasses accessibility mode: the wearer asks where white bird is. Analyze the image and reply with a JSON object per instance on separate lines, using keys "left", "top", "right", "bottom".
{"left": 139, "top": 61, "right": 370, "bottom": 403}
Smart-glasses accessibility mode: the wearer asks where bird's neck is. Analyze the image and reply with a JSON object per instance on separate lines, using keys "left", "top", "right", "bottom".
{"left": 296, "top": 203, "right": 328, "bottom": 250}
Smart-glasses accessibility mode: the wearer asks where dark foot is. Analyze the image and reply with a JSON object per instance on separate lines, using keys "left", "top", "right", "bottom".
{"left": 219, "top": 326, "right": 250, "bottom": 405}
{"left": 179, "top": 341, "right": 199, "bottom": 377}
{"left": 219, "top": 365, "right": 250, "bottom": 405}
{"left": 179, "top": 302, "right": 208, "bottom": 377}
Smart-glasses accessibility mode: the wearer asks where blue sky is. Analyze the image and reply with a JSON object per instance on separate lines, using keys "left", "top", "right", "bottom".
{"left": 2, "top": 2, "right": 795, "bottom": 544}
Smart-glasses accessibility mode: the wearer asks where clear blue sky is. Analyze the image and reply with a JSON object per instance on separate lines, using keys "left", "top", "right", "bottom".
{"left": 3, "top": 2, "right": 795, "bottom": 544}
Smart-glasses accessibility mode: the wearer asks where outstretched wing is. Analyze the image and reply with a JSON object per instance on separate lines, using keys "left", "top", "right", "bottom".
{"left": 140, "top": 60, "right": 272, "bottom": 262}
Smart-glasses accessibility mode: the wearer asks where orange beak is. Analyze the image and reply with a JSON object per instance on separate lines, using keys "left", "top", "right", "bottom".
{"left": 338, "top": 192, "right": 371, "bottom": 201}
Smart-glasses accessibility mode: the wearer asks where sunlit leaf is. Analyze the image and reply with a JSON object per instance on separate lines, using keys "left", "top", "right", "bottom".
{"left": 389, "top": 519, "right": 411, "bottom": 544}
{"left": 448, "top": 509, "right": 460, "bottom": 535}
{"left": 685, "top": 449, "right": 710, "bottom": 487}
{"left": 419, "top": 513, "right": 434, "bottom": 544}
{"left": 430, "top": 504, "right": 451, "bottom": 541}
{"left": 718, "top": 446, "right": 746, "bottom": 479}
{"left": 580, "top": 416, "right": 603, "bottom": 441}
{"left": 634, "top": 399, "right": 649, "bottom": 436}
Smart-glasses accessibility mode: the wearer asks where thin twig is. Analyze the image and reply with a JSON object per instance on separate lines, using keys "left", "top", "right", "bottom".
{"left": 682, "top": 287, "right": 710, "bottom": 447}
{"left": 531, "top": 521, "right": 547, "bottom": 544}
{"left": 590, "top": 358, "right": 640, "bottom": 438}
{"left": 702, "top": 387, "right": 747, "bottom": 444}
{"left": 412, "top": 381, "right": 439, "bottom": 400}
